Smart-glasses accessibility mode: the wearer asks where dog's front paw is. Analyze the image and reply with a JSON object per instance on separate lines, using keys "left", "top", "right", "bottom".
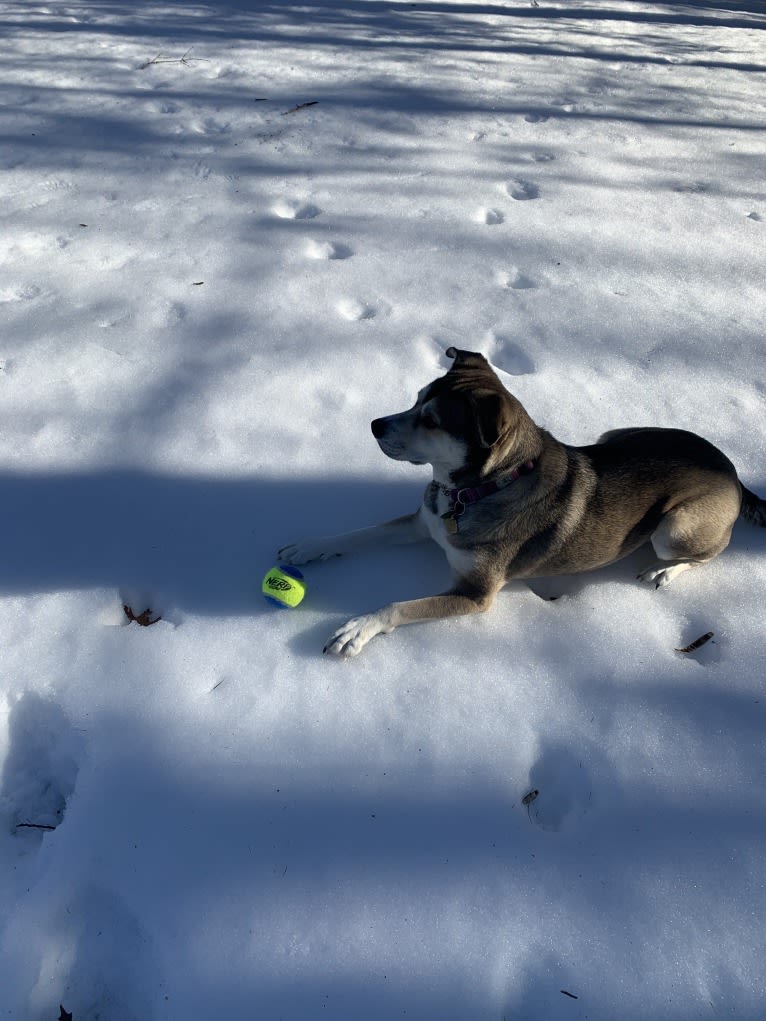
{"left": 278, "top": 539, "right": 342, "bottom": 565}
{"left": 323, "top": 613, "right": 393, "bottom": 658}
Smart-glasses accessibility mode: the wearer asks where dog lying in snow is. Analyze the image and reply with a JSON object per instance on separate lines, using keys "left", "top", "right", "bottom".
{"left": 280, "top": 348, "right": 766, "bottom": 657}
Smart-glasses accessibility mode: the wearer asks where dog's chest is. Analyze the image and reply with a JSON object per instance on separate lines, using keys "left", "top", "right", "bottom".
{"left": 422, "top": 483, "right": 480, "bottom": 576}
{"left": 423, "top": 481, "right": 451, "bottom": 534}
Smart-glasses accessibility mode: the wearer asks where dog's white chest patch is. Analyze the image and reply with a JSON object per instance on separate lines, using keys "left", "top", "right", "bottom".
{"left": 443, "top": 541, "right": 481, "bottom": 579}
{"left": 422, "top": 487, "right": 451, "bottom": 542}
{"left": 421, "top": 491, "right": 480, "bottom": 579}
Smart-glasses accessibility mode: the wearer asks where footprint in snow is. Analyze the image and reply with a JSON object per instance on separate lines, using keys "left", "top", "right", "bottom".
{"left": 525, "top": 743, "right": 594, "bottom": 833}
{"left": 273, "top": 199, "right": 321, "bottom": 220}
{"left": 0, "top": 283, "right": 42, "bottom": 304}
{"left": 507, "top": 179, "right": 540, "bottom": 201}
{"left": 337, "top": 298, "right": 377, "bottom": 321}
{"left": 524, "top": 112, "right": 549, "bottom": 123}
{"left": 490, "top": 336, "right": 536, "bottom": 375}
{"left": 672, "top": 180, "right": 709, "bottom": 194}
{"left": 191, "top": 116, "right": 231, "bottom": 137}
{"left": 193, "top": 161, "right": 214, "bottom": 180}
{"left": 479, "top": 208, "right": 505, "bottom": 225}
{"left": 154, "top": 300, "right": 187, "bottom": 328}
{"left": 498, "top": 267, "right": 538, "bottom": 291}
{"left": 305, "top": 239, "right": 353, "bottom": 260}
{"left": 28, "top": 887, "right": 159, "bottom": 1020}
{"left": 1, "top": 691, "right": 84, "bottom": 847}
{"left": 532, "top": 152, "right": 556, "bottom": 163}
{"left": 674, "top": 625, "right": 722, "bottom": 665}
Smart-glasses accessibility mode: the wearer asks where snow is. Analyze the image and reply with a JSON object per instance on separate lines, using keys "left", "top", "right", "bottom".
{"left": 1, "top": 0, "right": 765, "bottom": 1017}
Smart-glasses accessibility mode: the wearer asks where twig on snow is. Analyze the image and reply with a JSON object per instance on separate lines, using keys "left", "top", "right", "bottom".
{"left": 139, "top": 48, "right": 208, "bottom": 70}
{"left": 281, "top": 101, "right": 319, "bottom": 116}
{"left": 675, "top": 631, "right": 714, "bottom": 654}
{"left": 522, "top": 788, "right": 539, "bottom": 822}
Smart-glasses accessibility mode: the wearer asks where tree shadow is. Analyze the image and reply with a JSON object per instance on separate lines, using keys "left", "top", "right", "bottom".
{"left": 1, "top": 466, "right": 762, "bottom": 620}
{"left": 4, "top": 680, "right": 763, "bottom": 1019}
{"left": 0, "top": 470, "right": 436, "bottom": 617}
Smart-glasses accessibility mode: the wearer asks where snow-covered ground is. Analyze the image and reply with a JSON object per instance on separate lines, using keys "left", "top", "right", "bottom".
{"left": 1, "top": 1, "right": 765, "bottom": 1017}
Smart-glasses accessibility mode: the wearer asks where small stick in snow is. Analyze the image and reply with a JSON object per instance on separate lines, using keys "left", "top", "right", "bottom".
{"left": 281, "top": 101, "right": 319, "bottom": 116}
{"left": 16, "top": 822, "right": 57, "bottom": 831}
{"left": 139, "top": 48, "right": 208, "bottom": 70}
{"left": 560, "top": 989, "right": 578, "bottom": 999}
{"left": 522, "top": 789, "right": 539, "bottom": 822}
{"left": 675, "top": 631, "right": 714, "bottom": 654}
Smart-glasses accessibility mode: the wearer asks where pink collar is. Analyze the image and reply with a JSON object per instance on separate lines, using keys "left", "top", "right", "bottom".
{"left": 437, "top": 460, "right": 535, "bottom": 532}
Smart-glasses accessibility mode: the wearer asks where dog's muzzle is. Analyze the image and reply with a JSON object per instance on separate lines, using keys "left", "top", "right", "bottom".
{"left": 370, "top": 417, "right": 424, "bottom": 464}
{"left": 371, "top": 416, "right": 399, "bottom": 458}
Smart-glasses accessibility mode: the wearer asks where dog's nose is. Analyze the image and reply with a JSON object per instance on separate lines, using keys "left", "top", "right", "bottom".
{"left": 371, "top": 418, "right": 386, "bottom": 439}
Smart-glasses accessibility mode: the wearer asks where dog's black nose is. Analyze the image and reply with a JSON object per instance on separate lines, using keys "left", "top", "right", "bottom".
{"left": 371, "top": 418, "right": 386, "bottom": 439}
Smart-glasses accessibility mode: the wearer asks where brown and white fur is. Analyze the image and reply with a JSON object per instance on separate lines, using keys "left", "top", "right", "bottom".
{"left": 279, "top": 348, "right": 765, "bottom": 657}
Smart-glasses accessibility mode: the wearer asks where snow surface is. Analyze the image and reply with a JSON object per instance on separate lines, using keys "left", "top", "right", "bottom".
{"left": 1, "top": 0, "right": 765, "bottom": 1017}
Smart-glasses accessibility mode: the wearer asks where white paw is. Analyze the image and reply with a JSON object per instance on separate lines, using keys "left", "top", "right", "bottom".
{"left": 277, "top": 539, "right": 341, "bottom": 565}
{"left": 638, "top": 565, "right": 667, "bottom": 587}
{"left": 637, "top": 562, "right": 691, "bottom": 588}
{"left": 323, "top": 613, "right": 392, "bottom": 658}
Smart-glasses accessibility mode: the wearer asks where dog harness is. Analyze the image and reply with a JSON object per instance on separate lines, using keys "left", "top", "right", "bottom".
{"left": 437, "top": 460, "right": 535, "bottom": 534}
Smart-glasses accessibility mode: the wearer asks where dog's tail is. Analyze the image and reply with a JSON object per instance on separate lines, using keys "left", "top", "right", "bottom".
{"left": 740, "top": 485, "right": 766, "bottom": 527}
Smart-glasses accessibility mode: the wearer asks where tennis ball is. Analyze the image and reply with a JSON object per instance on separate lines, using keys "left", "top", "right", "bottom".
{"left": 262, "top": 564, "right": 306, "bottom": 609}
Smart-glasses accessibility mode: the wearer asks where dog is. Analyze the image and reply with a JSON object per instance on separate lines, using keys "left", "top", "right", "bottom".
{"left": 279, "top": 347, "right": 765, "bottom": 657}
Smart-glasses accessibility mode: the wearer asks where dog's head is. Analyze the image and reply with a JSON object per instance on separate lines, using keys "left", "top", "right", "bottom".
{"left": 371, "top": 347, "right": 538, "bottom": 481}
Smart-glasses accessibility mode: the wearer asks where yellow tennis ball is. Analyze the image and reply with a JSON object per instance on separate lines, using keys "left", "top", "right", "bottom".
{"left": 262, "top": 565, "right": 306, "bottom": 608}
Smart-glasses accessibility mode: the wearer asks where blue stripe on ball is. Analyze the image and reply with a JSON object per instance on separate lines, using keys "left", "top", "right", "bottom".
{"left": 278, "top": 564, "right": 304, "bottom": 581}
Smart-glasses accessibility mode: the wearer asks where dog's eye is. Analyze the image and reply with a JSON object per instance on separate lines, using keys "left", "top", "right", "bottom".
{"left": 420, "top": 412, "right": 438, "bottom": 429}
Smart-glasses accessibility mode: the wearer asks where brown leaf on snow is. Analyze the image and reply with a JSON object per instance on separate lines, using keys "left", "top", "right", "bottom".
{"left": 124, "top": 605, "right": 162, "bottom": 627}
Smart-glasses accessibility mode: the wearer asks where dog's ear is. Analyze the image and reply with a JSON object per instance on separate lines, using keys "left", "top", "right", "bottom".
{"left": 473, "top": 392, "right": 511, "bottom": 448}
{"left": 446, "top": 347, "right": 491, "bottom": 372}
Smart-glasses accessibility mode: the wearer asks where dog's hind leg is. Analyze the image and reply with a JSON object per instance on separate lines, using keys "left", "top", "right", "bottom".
{"left": 638, "top": 558, "right": 699, "bottom": 588}
{"left": 637, "top": 490, "right": 740, "bottom": 588}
